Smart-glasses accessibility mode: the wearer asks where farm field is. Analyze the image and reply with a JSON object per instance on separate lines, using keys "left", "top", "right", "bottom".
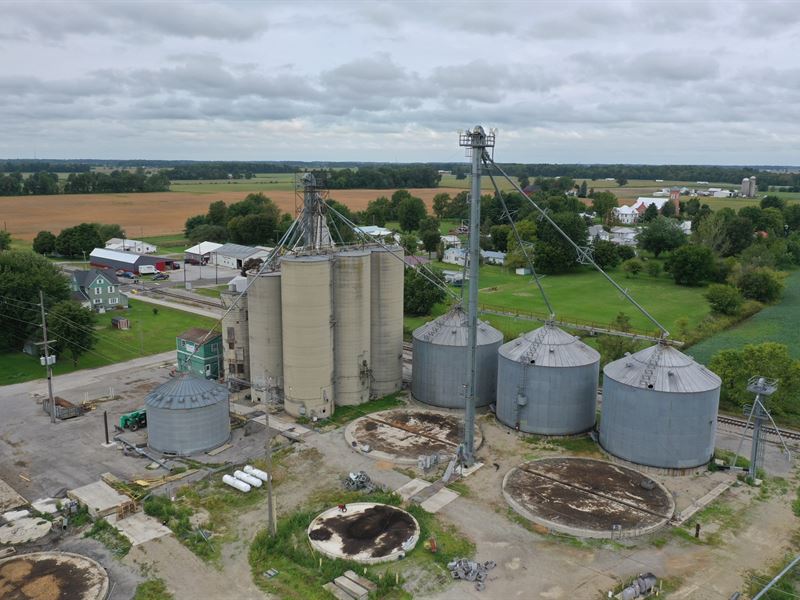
{"left": 405, "top": 263, "right": 710, "bottom": 342}
{"left": 169, "top": 172, "right": 297, "bottom": 193}
{"left": 687, "top": 270, "right": 800, "bottom": 365}
{"left": 0, "top": 299, "right": 218, "bottom": 385}
{"left": 0, "top": 187, "right": 462, "bottom": 241}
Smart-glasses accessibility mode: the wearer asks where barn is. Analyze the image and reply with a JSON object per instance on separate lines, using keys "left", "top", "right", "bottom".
{"left": 89, "top": 248, "right": 170, "bottom": 274}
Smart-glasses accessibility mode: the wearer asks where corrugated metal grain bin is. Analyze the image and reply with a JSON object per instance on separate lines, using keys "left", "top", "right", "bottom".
{"left": 412, "top": 306, "right": 502, "bottom": 408}
{"left": 496, "top": 325, "right": 600, "bottom": 435}
{"left": 146, "top": 374, "right": 230, "bottom": 455}
{"left": 599, "top": 343, "right": 721, "bottom": 469}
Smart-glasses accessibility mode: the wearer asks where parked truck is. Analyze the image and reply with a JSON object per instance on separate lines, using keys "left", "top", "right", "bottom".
{"left": 119, "top": 409, "right": 147, "bottom": 431}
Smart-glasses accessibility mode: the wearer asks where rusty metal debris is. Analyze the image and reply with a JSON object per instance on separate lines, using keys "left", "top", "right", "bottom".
{"left": 448, "top": 558, "right": 497, "bottom": 592}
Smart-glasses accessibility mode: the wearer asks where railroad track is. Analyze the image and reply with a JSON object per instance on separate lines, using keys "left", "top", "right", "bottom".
{"left": 149, "top": 288, "right": 224, "bottom": 309}
{"left": 717, "top": 415, "right": 800, "bottom": 442}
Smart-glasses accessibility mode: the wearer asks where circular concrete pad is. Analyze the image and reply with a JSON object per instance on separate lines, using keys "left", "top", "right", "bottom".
{"left": 307, "top": 502, "right": 420, "bottom": 564}
{"left": 344, "top": 409, "right": 482, "bottom": 465}
{"left": 503, "top": 457, "right": 675, "bottom": 538}
{"left": 0, "top": 517, "right": 52, "bottom": 545}
{"left": 0, "top": 551, "right": 109, "bottom": 600}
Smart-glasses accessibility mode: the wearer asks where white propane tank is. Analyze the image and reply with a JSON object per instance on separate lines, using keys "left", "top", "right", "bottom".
{"left": 234, "top": 470, "right": 262, "bottom": 488}
{"left": 222, "top": 474, "right": 251, "bottom": 492}
{"left": 244, "top": 465, "right": 270, "bottom": 482}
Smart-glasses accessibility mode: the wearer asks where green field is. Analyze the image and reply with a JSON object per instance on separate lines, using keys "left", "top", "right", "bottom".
{"left": 169, "top": 173, "right": 297, "bottom": 194}
{"left": 140, "top": 233, "right": 190, "bottom": 255}
{"left": 0, "top": 299, "right": 218, "bottom": 385}
{"left": 687, "top": 270, "right": 800, "bottom": 365}
{"left": 405, "top": 263, "right": 710, "bottom": 342}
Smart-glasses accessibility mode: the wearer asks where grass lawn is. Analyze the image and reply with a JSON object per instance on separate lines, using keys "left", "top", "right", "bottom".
{"left": 169, "top": 173, "right": 297, "bottom": 194}
{"left": 193, "top": 285, "right": 227, "bottom": 299}
{"left": 0, "top": 299, "right": 218, "bottom": 385}
{"left": 140, "top": 233, "right": 190, "bottom": 255}
{"left": 687, "top": 270, "right": 800, "bottom": 365}
{"left": 410, "top": 263, "right": 710, "bottom": 341}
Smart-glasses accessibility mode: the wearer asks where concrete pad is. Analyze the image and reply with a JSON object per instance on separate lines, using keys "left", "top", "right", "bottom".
{"left": 2, "top": 509, "right": 30, "bottom": 521}
{"left": 420, "top": 488, "right": 459, "bottom": 513}
{"left": 0, "top": 516, "right": 52, "bottom": 544}
{"left": 252, "top": 414, "right": 312, "bottom": 437}
{"left": 396, "top": 478, "right": 431, "bottom": 501}
{"left": 0, "top": 477, "right": 27, "bottom": 512}
{"left": 32, "top": 497, "right": 60, "bottom": 514}
{"left": 333, "top": 575, "right": 369, "bottom": 599}
{"left": 459, "top": 461, "right": 484, "bottom": 478}
{"left": 68, "top": 480, "right": 129, "bottom": 518}
{"left": 343, "top": 570, "right": 377, "bottom": 592}
{"left": 106, "top": 512, "right": 171, "bottom": 546}
{"left": 323, "top": 582, "right": 353, "bottom": 600}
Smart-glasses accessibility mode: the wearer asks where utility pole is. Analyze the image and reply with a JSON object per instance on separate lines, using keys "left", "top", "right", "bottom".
{"left": 265, "top": 412, "right": 276, "bottom": 536}
{"left": 458, "top": 126, "right": 494, "bottom": 466}
{"left": 39, "top": 290, "right": 56, "bottom": 424}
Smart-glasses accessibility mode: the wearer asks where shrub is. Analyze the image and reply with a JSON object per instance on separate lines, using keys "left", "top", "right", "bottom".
{"left": 735, "top": 267, "right": 784, "bottom": 303}
{"left": 668, "top": 245, "right": 715, "bottom": 286}
{"left": 646, "top": 261, "right": 662, "bottom": 278}
{"left": 704, "top": 284, "right": 743, "bottom": 315}
{"left": 617, "top": 245, "right": 636, "bottom": 261}
{"left": 622, "top": 258, "right": 643, "bottom": 277}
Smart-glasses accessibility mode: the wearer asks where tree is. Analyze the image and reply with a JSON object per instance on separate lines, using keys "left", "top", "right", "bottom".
{"left": 184, "top": 214, "right": 207, "bottom": 237}
{"left": 661, "top": 200, "right": 676, "bottom": 218}
{"left": 421, "top": 230, "right": 441, "bottom": 258}
{"left": 617, "top": 245, "right": 636, "bottom": 261}
{"left": 33, "top": 231, "right": 56, "bottom": 254}
{"left": 597, "top": 312, "right": 643, "bottom": 366}
{"left": 206, "top": 200, "right": 228, "bottom": 226}
{"left": 646, "top": 261, "right": 662, "bottom": 278}
{"left": 578, "top": 180, "right": 588, "bottom": 198}
{"left": 532, "top": 212, "right": 587, "bottom": 274}
{"left": 591, "top": 239, "right": 620, "bottom": 269}
{"left": 0, "top": 230, "right": 10, "bottom": 251}
{"left": 227, "top": 213, "right": 278, "bottom": 245}
{"left": 668, "top": 245, "right": 715, "bottom": 286}
{"left": 397, "top": 196, "right": 427, "bottom": 232}
{"left": 761, "top": 195, "right": 785, "bottom": 211}
{"left": 721, "top": 216, "right": 755, "bottom": 256}
{"left": 622, "top": 258, "right": 643, "bottom": 277}
{"left": 735, "top": 267, "right": 784, "bottom": 303}
{"left": 704, "top": 284, "right": 743, "bottom": 315}
{"left": 404, "top": 267, "right": 446, "bottom": 316}
{"left": 636, "top": 217, "right": 686, "bottom": 257}
{"left": 93, "top": 223, "right": 125, "bottom": 242}
{"left": 641, "top": 203, "right": 659, "bottom": 223}
{"left": 591, "top": 191, "right": 618, "bottom": 221}
{"left": 364, "top": 196, "right": 392, "bottom": 226}
{"left": 399, "top": 233, "right": 418, "bottom": 255}
{"left": 188, "top": 224, "right": 227, "bottom": 244}
{"left": 616, "top": 176, "right": 628, "bottom": 187}
{"left": 48, "top": 300, "right": 97, "bottom": 366}
{"left": 432, "top": 193, "right": 451, "bottom": 220}
{"left": 710, "top": 343, "right": 800, "bottom": 419}
{"left": 783, "top": 204, "right": 800, "bottom": 232}
{"left": 0, "top": 251, "right": 69, "bottom": 352}
{"left": 489, "top": 225, "right": 511, "bottom": 252}
{"left": 55, "top": 223, "right": 103, "bottom": 257}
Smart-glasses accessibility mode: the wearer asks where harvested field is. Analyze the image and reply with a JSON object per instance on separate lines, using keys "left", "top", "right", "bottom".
{"left": 1, "top": 188, "right": 461, "bottom": 240}
{"left": 503, "top": 457, "right": 674, "bottom": 538}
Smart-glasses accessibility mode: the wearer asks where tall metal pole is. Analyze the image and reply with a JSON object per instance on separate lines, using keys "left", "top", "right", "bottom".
{"left": 39, "top": 290, "right": 56, "bottom": 424}
{"left": 458, "top": 126, "right": 494, "bottom": 466}
{"left": 749, "top": 394, "right": 765, "bottom": 480}
{"left": 753, "top": 554, "right": 800, "bottom": 599}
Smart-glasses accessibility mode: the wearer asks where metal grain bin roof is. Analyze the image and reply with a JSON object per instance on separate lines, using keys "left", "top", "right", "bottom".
{"left": 604, "top": 343, "right": 721, "bottom": 393}
{"left": 498, "top": 325, "right": 599, "bottom": 367}
{"left": 145, "top": 374, "right": 228, "bottom": 410}
{"left": 412, "top": 306, "right": 502, "bottom": 347}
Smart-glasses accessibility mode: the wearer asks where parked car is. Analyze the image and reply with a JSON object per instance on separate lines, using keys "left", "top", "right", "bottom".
{"left": 170, "top": 261, "right": 181, "bottom": 270}
{"left": 153, "top": 272, "right": 169, "bottom": 280}
{"left": 118, "top": 271, "right": 136, "bottom": 279}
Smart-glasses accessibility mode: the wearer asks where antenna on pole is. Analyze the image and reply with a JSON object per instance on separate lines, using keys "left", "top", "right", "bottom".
{"left": 458, "top": 125, "right": 494, "bottom": 467}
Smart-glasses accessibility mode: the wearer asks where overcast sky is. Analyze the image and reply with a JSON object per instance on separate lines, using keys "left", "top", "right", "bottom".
{"left": 1, "top": 1, "right": 798, "bottom": 164}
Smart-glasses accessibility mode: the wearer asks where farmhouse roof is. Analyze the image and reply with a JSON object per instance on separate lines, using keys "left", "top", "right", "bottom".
{"left": 178, "top": 328, "right": 221, "bottom": 345}
{"left": 72, "top": 269, "right": 120, "bottom": 287}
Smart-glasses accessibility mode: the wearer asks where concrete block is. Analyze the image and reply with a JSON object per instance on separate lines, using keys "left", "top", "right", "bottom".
{"left": 420, "top": 488, "right": 459, "bottom": 514}
{"left": 395, "top": 478, "right": 430, "bottom": 501}
{"left": 68, "top": 480, "right": 129, "bottom": 518}
{"left": 322, "top": 582, "right": 353, "bottom": 600}
{"left": 333, "top": 575, "right": 369, "bottom": 600}
{"left": 343, "top": 570, "right": 377, "bottom": 592}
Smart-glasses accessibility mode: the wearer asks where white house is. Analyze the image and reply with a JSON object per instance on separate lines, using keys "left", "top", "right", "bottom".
{"left": 440, "top": 234, "right": 461, "bottom": 248}
{"left": 443, "top": 247, "right": 467, "bottom": 266}
{"left": 442, "top": 270, "right": 464, "bottom": 285}
{"left": 609, "top": 226, "right": 638, "bottom": 246}
{"left": 105, "top": 238, "right": 157, "bottom": 254}
{"left": 481, "top": 250, "right": 506, "bottom": 265}
{"left": 631, "top": 197, "right": 670, "bottom": 212}
{"left": 613, "top": 205, "right": 639, "bottom": 225}
{"left": 588, "top": 225, "right": 610, "bottom": 242}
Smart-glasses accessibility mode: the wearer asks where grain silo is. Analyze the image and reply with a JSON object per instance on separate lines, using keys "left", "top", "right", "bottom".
{"left": 220, "top": 289, "right": 249, "bottom": 385}
{"left": 412, "top": 306, "right": 502, "bottom": 408}
{"left": 281, "top": 254, "right": 334, "bottom": 418}
{"left": 496, "top": 325, "right": 600, "bottom": 435}
{"left": 333, "top": 250, "right": 371, "bottom": 406}
{"left": 146, "top": 374, "right": 230, "bottom": 455}
{"left": 599, "top": 343, "right": 721, "bottom": 469}
{"left": 369, "top": 246, "right": 404, "bottom": 397}
{"left": 247, "top": 271, "right": 283, "bottom": 403}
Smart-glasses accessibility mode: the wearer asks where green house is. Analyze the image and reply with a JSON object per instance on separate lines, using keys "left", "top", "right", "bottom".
{"left": 70, "top": 269, "right": 128, "bottom": 312}
{"left": 176, "top": 328, "right": 222, "bottom": 380}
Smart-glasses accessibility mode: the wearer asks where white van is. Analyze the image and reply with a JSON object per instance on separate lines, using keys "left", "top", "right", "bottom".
{"left": 138, "top": 265, "right": 157, "bottom": 275}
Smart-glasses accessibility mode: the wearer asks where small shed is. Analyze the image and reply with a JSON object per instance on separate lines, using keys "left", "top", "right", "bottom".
{"left": 111, "top": 317, "right": 130, "bottom": 330}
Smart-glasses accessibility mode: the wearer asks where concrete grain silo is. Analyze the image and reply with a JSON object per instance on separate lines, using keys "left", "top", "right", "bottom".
{"left": 220, "top": 289, "right": 249, "bottom": 385}
{"left": 146, "top": 374, "right": 230, "bottom": 455}
{"left": 599, "top": 343, "right": 722, "bottom": 470}
{"left": 281, "top": 255, "right": 334, "bottom": 418}
{"left": 412, "top": 306, "right": 502, "bottom": 408}
{"left": 369, "top": 246, "right": 404, "bottom": 397}
{"left": 247, "top": 271, "right": 283, "bottom": 403}
{"left": 496, "top": 325, "right": 600, "bottom": 435}
{"left": 333, "top": 250, "right": 371, "bottom": 406}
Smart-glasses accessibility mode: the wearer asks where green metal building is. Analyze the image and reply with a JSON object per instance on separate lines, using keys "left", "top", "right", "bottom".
{"left": 176, "top": 328, "right": 222, "bottom": 380}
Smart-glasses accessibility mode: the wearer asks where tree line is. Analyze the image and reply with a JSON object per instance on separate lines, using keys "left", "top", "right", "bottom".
{"left": 184, "top": 194, "right": 293, "bottom": 247}
{"left": 308, "top": 165, "right": 441, "bottom": 189}
{"left": 0, "top": 170, "right": 170, "bottom": 196}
